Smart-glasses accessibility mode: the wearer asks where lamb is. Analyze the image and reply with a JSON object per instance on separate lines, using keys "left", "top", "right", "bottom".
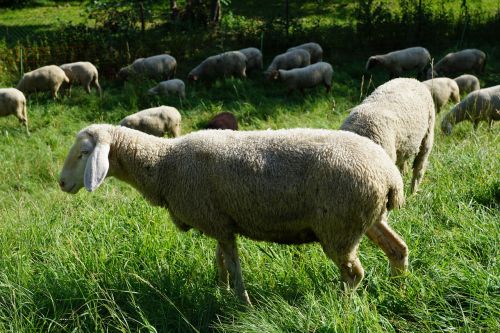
{"left": 187, "top": 51, "right": 246, "bottom": 84}
{"left": 59, "top": 61, "right": 102, "bottom": 97}
{"left": 118, "top": 106, "right": 181, "bottom": 137}
{"left": 422, "top": 77, "right": 460, "bottom": 113}
{"left": 365, "top": 46, "right": 431, "bottom": 79}
{"left": 441, "top": 85, "right": 500, "bottom": 134}
{"left": 238, "top": 47, "right": 263, "bottom": 73}
{"left": 147, "top": 79, "right": 186, "bottom": 99}
{"left": 0, "top": 88, "right": 28, "bottom": 133}
{"left": 287, "top": 42, "right": 323, "bottom": 63}
{"left": 117, "top": 54, "right": 177, "bottom": 81}
{"left": 340, "top": 78, "right": 435, "bottom": 193}
{"left": 203, "top": 111, "right": 238, "bottom": 130}
{"left": 16, "top": 65, "right": 69, "bottom": 99}
{"left": 454, "top": 74, "right": 480, "bottom": 95}
{"left": 265, "top": 49, "right": 311, "bottom": 78}
{"left": 427, "top": 49, "right": 486, "bottom": 79}
{"left": 271, "top": 62, "right": 333, "bottom": 95}
{"left": 59, "top": 125, "right": 408, "bottom": 305}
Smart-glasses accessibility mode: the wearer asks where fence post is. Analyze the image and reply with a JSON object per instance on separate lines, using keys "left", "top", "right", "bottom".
{"left": 19, "top": 47, "right": 24, "bottom": 77}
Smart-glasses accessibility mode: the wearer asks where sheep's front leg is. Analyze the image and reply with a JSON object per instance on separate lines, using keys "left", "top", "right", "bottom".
{"left": 366, "top": 220, "right": 408, "bottom": 276}
{"left": 216, "top": 242, "right": 229, "bottom": 289}
{"left": 218, "top": 238, "right": 251, "bottom": 305}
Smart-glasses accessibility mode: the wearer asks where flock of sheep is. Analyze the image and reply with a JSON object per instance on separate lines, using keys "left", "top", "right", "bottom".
{"left": 1, "top": 42, "right": 499, "bottom": 306}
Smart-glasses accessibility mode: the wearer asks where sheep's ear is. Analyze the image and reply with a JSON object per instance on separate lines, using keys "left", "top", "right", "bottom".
{"left": 84, "top": 143, "right": 110, "bottom": 192}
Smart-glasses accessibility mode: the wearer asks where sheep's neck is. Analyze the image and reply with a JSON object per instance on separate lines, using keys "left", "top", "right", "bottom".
{"left": 110, "top": 130, "right": 172, "bottom": 204}
{"left": 453, "top": 104, "right": 470, "bottom": 124}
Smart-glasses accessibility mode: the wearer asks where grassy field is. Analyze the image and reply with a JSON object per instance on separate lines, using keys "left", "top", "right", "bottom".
{"left": 0, "top": 2, "right": 499, "bottom": 333}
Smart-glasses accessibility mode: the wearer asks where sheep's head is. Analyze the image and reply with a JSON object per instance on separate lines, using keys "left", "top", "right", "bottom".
{"left": 426, "top": 68, "right": 438, "bottom": 80}
{"left": 116, "top": 67, "right": 131, "bottom": 81}
{"left": 440, "top": 116, "right": 453, "bottom": 135}
{"left": 187, "top": 71, "right": 198, "bottom": 82}
{"left": 365, "top": 56, "right": 381, "bottom": 71}
{"left": 59, "top": 125, "right": 113, "bottom": 194}
{"left": 269, "top": 70, "right": 281, "bottom": 80}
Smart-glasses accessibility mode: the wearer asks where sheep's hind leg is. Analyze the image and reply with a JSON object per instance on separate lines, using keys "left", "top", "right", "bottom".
{"left": 366, "top": 219, "right": 408, "bottom": 276}
{"left": 218, "top": 238, "right": 251, "bottom": 305}
{"left": 215, "top": 242, "right": 229, "bottom": 290}
{"left": 322, "top": 242, "right": 364, "bottom": 290}
{"left": 411, "top": 127, "right": 434, "bottom": 193}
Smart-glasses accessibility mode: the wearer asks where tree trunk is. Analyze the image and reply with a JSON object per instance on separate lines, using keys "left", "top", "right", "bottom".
{"left": 210, "top": 0, "right": 221, "bottom": 23}
{"left": 139, "top": 2, "right": 145, "bottom": 33}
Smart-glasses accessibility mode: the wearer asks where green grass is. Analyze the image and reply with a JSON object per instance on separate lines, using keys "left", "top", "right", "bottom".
{"left": 0, "top": 1, "right": 499, "bottom": 332}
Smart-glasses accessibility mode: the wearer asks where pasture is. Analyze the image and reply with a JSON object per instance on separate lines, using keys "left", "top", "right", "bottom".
{"left": 0, "top": 1, "right": 499, "bottom": 332}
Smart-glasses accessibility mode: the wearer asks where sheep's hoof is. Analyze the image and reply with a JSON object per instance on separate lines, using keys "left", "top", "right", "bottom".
{"left": 239, "top": 290, "right": 252, "bottom": 306}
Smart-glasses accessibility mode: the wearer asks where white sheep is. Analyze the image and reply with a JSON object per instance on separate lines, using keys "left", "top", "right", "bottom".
{"left": 118, "top": 54, "right": 177, "bottom": 81}
{"left": 59, "top": 125, "right": 408, "bottom": 305}
{"left": 0, "top": 88, "right": 28, "bottom": 133}
{"left": 287, "top": 42, "right": 323, "bottom": 63}
{"left": 427, "top": 49, "right": 486, "bottom": 79}
{"left": 365, "top": 46, "right": 431, "bottom": 79}
{"left": 340, "top": 78, "right": 435, "bottom": 193}
{"left": 16, "top": 65, "right": 69, "bottom": 99}
{"left": 422, "top": 77, "right": 460, "bottom": 113}
{"left": 441, "top": 85, "right": 500, "bottom": 134}
{"left": 238, "top": 47, "right": 263, "bottom": 73}
{"left": 118, "top": 106, "right": 181, "bottom": 137}
{"left": 187, "top": 51, "right": 246, "bottom": 84}
{"left": 147, "top": 79, "right": 186, "bottom": 99}
{"left": 454, "top": 74, "right": 480, "bottom": 95}
{"left": 271, "top": 62, "right": 333, "bottom": 95}
{"left": 59, "top": 61, "right": 102, "bottom": 97}
{"left": 265, "top": 49, "right": 311, "bottom": 78}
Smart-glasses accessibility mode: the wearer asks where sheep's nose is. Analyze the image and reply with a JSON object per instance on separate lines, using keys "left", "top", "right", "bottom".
{"left": 59, "top": 179, "right": 65, "bottom": 188}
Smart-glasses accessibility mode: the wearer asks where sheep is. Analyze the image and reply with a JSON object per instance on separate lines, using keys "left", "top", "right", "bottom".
{"left": 59, "top": 61, "right": 102, "bottom": 97}
{"left": 265, "top": 49, "right": 311, "bottom": 78}
{"left": 187, "top": 51, "right": 246, "bottom": 84}
{"left": 118, "top": 106, "right": 181, "bottom": 137}
{"left": 270, "top": 62, "right": 333, "bottom": 95}
{"left": 203, "top": 112, "right": 238, "bottom": 130}
{"left": 0, "top": 88, "right": 28, "bottom": 134}
{"left": 117, "top": 54, "right": 177, "bottom": 81}
{"left": 287, "top": 42, "right": 323, "bottom": 63}
{"left": 59, "top": 124, "right": 408, "bottom": 305}
{"left": 365, "top": 46, "right": 431, "bottom": 79}
{"left": 16, "top": 65, "right": 69, "bottom": 99}
{"left": 441, "top": 85, "right": 500, "bottom": 134}
{"left": 147, "top": 79, "right": 186, "bottom": 99}
{"left": 422, "top": 77, "right": 460, "bottom": 113}
{"left": 454, "top": 74, "right": 480, "bottom": 95}
{"left": 340, "top": 78, "right": 435, "bottom": 193}
{"left": 427, "top": 49, "right": 486, "bottom": 79}
{"left": 238, "top": 47, "right": 263, "bottom": 73}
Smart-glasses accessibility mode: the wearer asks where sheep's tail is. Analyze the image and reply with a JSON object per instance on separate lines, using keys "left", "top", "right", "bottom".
{"left": 386, "top": 180, "right": 405, "bottom": 211}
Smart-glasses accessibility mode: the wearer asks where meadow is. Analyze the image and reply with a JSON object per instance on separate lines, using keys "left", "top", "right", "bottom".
{"left": 0, "top": 1, "right": 499, "bottom": 332}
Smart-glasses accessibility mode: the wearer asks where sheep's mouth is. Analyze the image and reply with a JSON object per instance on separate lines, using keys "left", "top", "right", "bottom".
{"left": 62, "top": 183, "right": 78, "bottom": 194}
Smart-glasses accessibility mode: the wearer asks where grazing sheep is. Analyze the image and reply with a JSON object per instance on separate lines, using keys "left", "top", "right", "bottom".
{"left": 60, "top": 125, "right": 407, "bottom": 305}
{"left": 265, "top": 49, "right": 311, "bottom": 78}
{"left": 441, "top": 85, "right": 500, "bottom": 134}
{"left": 187, "top": 51, "right": 246, "bottom": 84}
{"left": 287, "top": 42, "right": 323, "bottom": 63}
{"left": 422, "top": 77, "right": 460, "bottom": 113}
{"left": 16, "top": 65, "right": 69, "bottom": 99}
{"left": 271, "top": 62, "right": 333, "bottom": 95}
{"left": 60, "top": 61, "right": 102, "bottom": 97}
{"left": 365, "top": 46, "right": 431, "bottom": 79}
{"left": 427, "top": 49, "right": 486, "bottom": 79}
{"left": 119, "top": 106, "right": 181, "bottom": 137}
{"left": 454, "top": 74, "right": 480, "bottom": 95}
{"left": 340, "top": 78, "right": 435, "bottom": 193}
{"left": 204, "top": 112, "right": 238, "bottom": 130}
{"left": 118, "top": 54, "right": 177, "bottom": 81}
{"left": 0, "top": 88, "right": 28, "bottom": 133}
{"left": 238, "top": 47, "right": 263, "bottom": 73}
{"left": 147, "top": 79, "right": 186, "bottom": 99}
